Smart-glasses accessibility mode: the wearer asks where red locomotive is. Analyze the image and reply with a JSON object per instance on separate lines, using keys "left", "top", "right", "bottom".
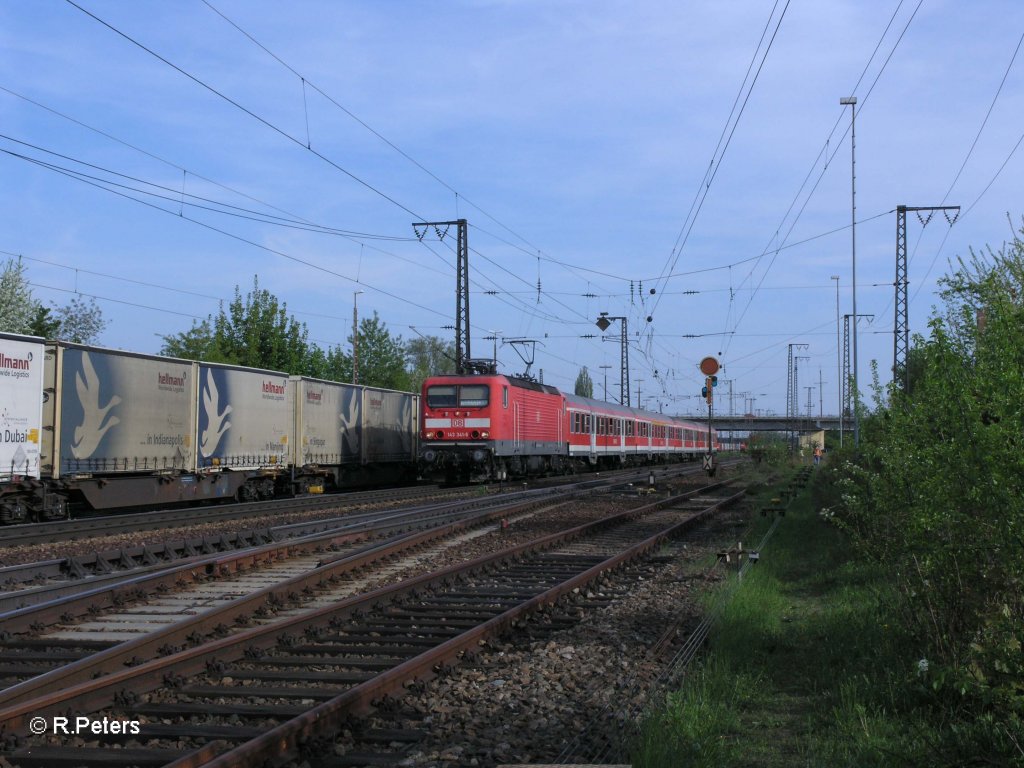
{"left": 419, "top": 373, "right": 719, "bottom": 482}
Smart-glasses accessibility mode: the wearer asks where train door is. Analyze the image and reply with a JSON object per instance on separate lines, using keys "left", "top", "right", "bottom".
{"left": 513, "top": 401, "right": 521, "bottom": 453}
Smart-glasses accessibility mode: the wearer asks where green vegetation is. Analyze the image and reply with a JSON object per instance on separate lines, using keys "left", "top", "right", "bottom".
{"left": 158, "top": 276, "right": 455, "bottom": 391}
{"left": 0, "top": 256, "right": 108, "bottom": 343}
{"left": 633, "top": 485, "right": 945, "bottom": 766}
{"left": 3, "top": 262, "right": 458, "bottom": 391}
{"left": 635, "top": 224, "right": 1024, "bottom": 766}
{"left": 574, "top": 365, "right": 594, "bottom": 397}
{"left": 824, "top": 227, "right": 1024, "bottom": 761}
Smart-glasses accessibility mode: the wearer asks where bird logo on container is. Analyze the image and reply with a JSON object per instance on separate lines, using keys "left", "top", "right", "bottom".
{"left": 71, "top": 352, "right": 121, "bottom": 459}
{"left": 201, "top": 369, "right": 232, "bottom": 456}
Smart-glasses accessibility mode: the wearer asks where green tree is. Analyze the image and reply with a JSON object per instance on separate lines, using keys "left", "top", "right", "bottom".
{"left": 159, "top": 278, "right": 414, "bottom": 391}
{"left": 305, "top": 343, "right": 350, "bottom": 383}
{"left": 1, "top": 257, "right": 107, "bottom": 343}
{"left": 54, "top": 295, "right": 107, "bottom": 344}
{"left": 0, "top": 257, "right": 37, "bottom": 334}
{"left": 574, "top": 366, "right": 594, "bottom": 397}
{"left": 353, "top": 312, "right": 410, "bottom": 390}
{"left": 406, "top": 335, "right": 455, "bottom": 392}
{"left": 28, "top": 305, "right": 61, "bottom": 339}
{"left": 161, "top": 276, "right": 312, "bottom": 374}
{"left": 159, "top": 318, "right": 229, "bottom": 362}
{"left": 217, "top": 276, "right": 311, "bottom": 372}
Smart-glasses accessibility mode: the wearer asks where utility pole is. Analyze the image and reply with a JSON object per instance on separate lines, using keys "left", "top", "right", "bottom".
{"left": 894, "top": 205, "right": 960, "bottom": 389}
{"left": 787, "top": 343, "right": 809, "bottom": 451}
{"left": 636, "top": 379, "right": 644, "bottom": 408}
{"left": 352, "top": 290, "right": 363, "bottom": 385}
{"left": 414, "top": 219, "right": 470, "bottom": 373}
{"left": 599, "top": 364, "right": 612, "bottom": 401}
{"left": 484, "top": 331, "right": 502, "bottom": 373}
{"left": 805, "top": 386, "right": 814, "bottom": 418}
{"left": 831, "top": 276, "right": 842, "bottom": 446}
{"left": 840, "top": 95, "right": 859, "bottom": 446}
{"left": 843, "top": 313, "right": 872, "bottom": 436}
{"left": 596, "top": 313, "right": 630, "bottom": 406}
{"left": 818, "top": 367, "right": 825, "bottom": 418}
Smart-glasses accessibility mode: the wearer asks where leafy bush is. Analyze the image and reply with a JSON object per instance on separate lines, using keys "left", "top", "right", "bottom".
{"left": 829, "top": 225, "right": 1024, "bottom": 760}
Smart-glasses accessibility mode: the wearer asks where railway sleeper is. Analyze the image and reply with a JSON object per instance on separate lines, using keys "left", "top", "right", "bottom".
{"left": 181, "top": 684, "right": 348, "bottom": 700}
{"left": 329, "top": 625, "right": 465, "bottom": 640}
{"left": 133, "top": 700, "right": 312, "bottom": 718}
{"left": 247, "top": 656, "right": 401, "bottom": 669}
{"left": 98, "top": 722, "right": 265, "bottom": 742}
{"left": 313, "top": 634, "right": 447, "bottom": 648}
{"left": 219, "top": 668, "right": 375, "bottom": 684}
{"left": 9, "top": 745, "right": 195, "bottom": 768}
{"left": 279, "top": 642, "right": 426, "bottom": 657}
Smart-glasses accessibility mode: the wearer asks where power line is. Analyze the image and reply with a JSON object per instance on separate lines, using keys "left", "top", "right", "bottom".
{"left": 721, "top": 1, "right": 923, "bottom": 357}
{"left": 650, "top": 0, "right": 791, "bottom": 320}
{"left": 0, "top": 133, "right": 415, "bottom": 241}
{"left": 65, "top": 0, "right": 423, "bottom": 220}
{"left": 199, "top": 1, "right": 625, "bottom": 307}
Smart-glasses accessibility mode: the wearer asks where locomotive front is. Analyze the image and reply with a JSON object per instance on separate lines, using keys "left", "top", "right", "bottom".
{"left": 419, "top": 375, "right": 501, "bottom": 482}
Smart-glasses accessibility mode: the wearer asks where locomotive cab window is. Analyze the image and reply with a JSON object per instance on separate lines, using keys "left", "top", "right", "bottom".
{"left": 458, "top": 385, "right": 489, "bottom": 407}
{"left": 427, "top": 385, "right": 457, "bottom": 408}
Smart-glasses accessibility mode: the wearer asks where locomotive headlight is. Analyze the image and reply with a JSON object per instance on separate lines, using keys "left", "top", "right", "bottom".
{"left": 481, "top": 431, "right": 489, "bottom": 438}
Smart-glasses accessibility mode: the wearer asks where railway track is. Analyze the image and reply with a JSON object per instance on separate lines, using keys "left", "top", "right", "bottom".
{"left": 0, "top": 484, "right": 450, "bottom": 549}
{"left": 0, "top": 465, "right": 714, "bottom": 706}
{"left": 0, "top": 462, "right": 727, "bottom": 594}
{"left": 0, "top": 490, "right": 577, "bottom": 707}
{"left": 0, "top": 491, "right": 516, "bottom": 598}
{"left": 0, "top": 476, "right": 746, "bottom": 768}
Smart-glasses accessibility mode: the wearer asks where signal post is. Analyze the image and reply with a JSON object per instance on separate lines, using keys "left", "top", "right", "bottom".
{"left": 699, "top": 356, "right": 719, "bottom": 478}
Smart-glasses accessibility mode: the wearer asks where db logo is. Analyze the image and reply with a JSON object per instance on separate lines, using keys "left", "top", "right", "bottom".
{"left": 452, "top": 418, "right": 466, "bottom": 428}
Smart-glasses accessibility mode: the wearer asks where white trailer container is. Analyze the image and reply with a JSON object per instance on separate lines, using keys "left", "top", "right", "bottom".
{"left": 0, "top": 333, "right": 45, "bottom": 481}
{"left": 362, "top": 387, "right": 418, "bottom": 464}
{"left": 198, "top": 362, "right": 292, "bottom": 472}
{"left": 47, "top": 344, "right": 198, "bottom": 477}
{"left": 292, "top": 377, "right": 362, "bottom": 468}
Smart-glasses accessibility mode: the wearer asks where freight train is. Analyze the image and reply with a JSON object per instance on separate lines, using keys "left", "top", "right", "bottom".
{"left": 418, "top": 373, "right": 720, "bottom": 483}
{"left": 0, "top": 332, "right": 418, "bottom": 523}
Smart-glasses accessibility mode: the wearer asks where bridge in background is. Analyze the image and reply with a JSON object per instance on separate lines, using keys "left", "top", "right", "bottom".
{"left": 674, "top": 414, "right": 848, "bottom": 433}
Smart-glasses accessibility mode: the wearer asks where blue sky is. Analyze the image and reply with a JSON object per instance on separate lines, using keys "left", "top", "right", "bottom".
{"left": 2, "top": 1, "right": 1022, "bottom": 417}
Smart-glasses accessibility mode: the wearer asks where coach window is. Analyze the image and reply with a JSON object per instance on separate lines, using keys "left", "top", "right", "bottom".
{"left": 459, "top": 385, "right": 489, "bottom": 407}
{"left": 426, "top": 385, "right": 457, "bottom": 408}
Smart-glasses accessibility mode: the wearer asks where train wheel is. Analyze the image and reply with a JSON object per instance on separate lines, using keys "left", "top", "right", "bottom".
{"left": 0, "top": 499, "right": 28, "bottom": 525}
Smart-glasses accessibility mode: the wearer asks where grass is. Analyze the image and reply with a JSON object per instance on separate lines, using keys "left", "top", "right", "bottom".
{"left": 630, "top": 470, "right": 937, "bottom": 767}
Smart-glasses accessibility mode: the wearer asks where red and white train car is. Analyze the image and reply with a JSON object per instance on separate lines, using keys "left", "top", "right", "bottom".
{"left": 419, "top": 373, "right": 718, "bottom": 482}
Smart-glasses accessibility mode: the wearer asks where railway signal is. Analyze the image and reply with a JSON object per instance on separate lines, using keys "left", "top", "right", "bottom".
{"left": 702, "top": 375, "right": 717, "bottom": 405}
